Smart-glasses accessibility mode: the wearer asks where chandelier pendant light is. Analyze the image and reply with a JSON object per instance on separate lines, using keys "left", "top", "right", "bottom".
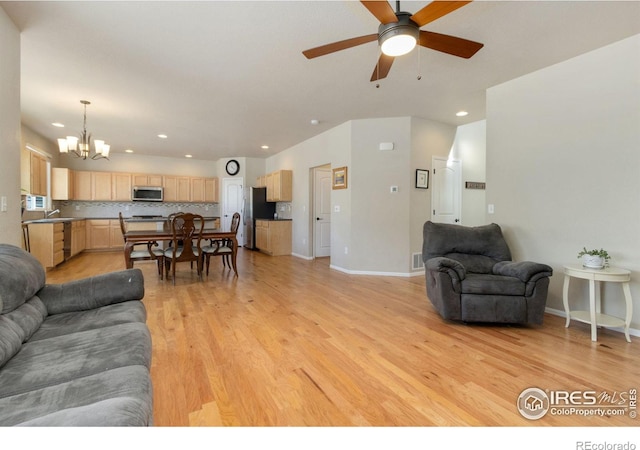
{"left": 58, "top": 100, "right": 110, "bottom": 160}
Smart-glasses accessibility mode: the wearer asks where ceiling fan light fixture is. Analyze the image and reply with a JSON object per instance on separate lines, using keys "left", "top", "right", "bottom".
{"left": 378, "top": 12, "right": 419, "bottom": 57}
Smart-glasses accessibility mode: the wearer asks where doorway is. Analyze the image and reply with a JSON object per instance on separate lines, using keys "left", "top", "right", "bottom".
{"left": 222, "top": 177, "right": 244, "bottom": 246}
{"left": 312, "top": 165, "right": 332, "bottom": 258}
{"left": 431, "top": 156, "right": 462, "bottom": 224}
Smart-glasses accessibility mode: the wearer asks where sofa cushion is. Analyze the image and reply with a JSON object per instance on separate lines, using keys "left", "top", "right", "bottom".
{"left": 0, "top": 322, "right": 151, "bottom": 398}
{"left": 0, "top": 244, "right": 46, "bottom": 314}
{"left": 30, "top": 301, "right": 146, "bottom": 342}
{"left": 461, "top": 273, "right": 525, "bottom": 296}
{"left": 4, "top": 297, "right": 48, "bottom": 343}
{"left": 0, "top": 365, "right": 152, "bottom": 426}
{"left": 0, "top": 316, "right": 23, "bottom": 369}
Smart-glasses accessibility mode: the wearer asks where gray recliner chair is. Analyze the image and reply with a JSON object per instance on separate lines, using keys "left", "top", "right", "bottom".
{"left": 422, "top": 221, "right": 553, "bottom": 324}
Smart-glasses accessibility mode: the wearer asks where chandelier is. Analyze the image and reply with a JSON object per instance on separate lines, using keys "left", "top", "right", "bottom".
{"left": 57, "top": 100, "right": 110, "bottom": 160}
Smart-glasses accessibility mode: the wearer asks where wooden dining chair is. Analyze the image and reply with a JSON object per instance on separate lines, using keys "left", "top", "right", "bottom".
{"left": 119, "top": 212, "right": 165, "bottom": 278}
{"left": 22, "top": 223, "right": 30, "bottom": 252}
{"left": 202, "top": 212, "right": 240, "bottom": 277}
{"left": 164, "top": 212, "right": 205, "bottom": 284}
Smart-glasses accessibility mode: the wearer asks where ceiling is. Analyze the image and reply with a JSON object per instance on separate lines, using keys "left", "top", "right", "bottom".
{"left": 2, "top": 1, "right": 639, "bottom": 161}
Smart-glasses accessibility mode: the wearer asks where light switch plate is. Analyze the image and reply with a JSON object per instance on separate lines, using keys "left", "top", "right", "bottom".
{"left": 0, "top": 196, "right": 6, "bottom": 212}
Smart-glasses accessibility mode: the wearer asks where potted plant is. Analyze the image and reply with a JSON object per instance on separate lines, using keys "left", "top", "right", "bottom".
{"left": 577, "top": 247, "right": 610, "bottom": 269}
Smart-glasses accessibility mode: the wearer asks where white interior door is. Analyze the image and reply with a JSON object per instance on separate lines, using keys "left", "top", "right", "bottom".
{"left": 431, "top": 156, "right": 462, "bottom": 224}
{"left": 313, "top": 167, "right": 332, "bottom": 257}
{"left": 222, "top": 177, "right": 244, "bottom": 246}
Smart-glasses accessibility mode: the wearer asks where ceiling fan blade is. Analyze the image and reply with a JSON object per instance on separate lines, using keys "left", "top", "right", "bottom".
{"left": 410, "top": 1, "right": 473, "bottom": 27}
{"left": 361, "top": 1, "right": 398, "bottom": 24}
{"left": 303, "top": 34, "right": 378, "bottom": 59}
{"left": 419, "top": 30, "right": 483, "bottom": 59}
{"left": 370, "top": 53, "right": 395, "bottom": 82}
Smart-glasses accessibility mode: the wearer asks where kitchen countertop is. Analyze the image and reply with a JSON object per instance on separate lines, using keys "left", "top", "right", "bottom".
{"left": 23, "top": 216, "right": 220, "bottom": 224}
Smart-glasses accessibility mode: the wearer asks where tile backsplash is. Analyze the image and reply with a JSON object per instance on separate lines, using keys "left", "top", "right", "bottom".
{"left": 51, "top": 201, "right": 220, "bottom": 219}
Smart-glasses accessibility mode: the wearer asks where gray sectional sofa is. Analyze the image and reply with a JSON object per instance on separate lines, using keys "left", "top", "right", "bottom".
{"left": 0, "top": 243, "right": 153, "bottom": 426}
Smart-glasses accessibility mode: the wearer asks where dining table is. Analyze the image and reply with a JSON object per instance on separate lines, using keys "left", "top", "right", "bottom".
{"left": 123, "top": 228, "right": 239, "bottom": 277}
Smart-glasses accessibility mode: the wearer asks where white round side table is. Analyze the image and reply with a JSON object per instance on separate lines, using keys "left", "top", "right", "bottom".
{"left": 562, "top": 264, "right": 633, "bottom": 342}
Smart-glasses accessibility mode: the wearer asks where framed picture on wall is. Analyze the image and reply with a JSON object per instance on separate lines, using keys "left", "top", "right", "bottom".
{"left": 332, "top": 166, "right": 348, "bottom": 190}
{"left": 416, "top": 169, "right": 429, "bottom": 189}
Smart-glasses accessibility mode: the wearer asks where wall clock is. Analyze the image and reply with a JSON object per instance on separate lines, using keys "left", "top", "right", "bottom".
{"left": 225, "top": 159, "right": 240, "bottom": 176}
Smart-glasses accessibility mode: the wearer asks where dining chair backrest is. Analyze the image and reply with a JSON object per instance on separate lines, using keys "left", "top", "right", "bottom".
{"left": 168, "top": 212, "right": 204, "bottom": 261}
{"left": 230, "top": 212, "right": 241, "bottom": 234}
{"left": 118, "top": 212, "right": 127, "bottom": 237}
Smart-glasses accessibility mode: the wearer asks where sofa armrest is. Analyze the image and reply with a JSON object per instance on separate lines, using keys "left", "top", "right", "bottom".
{"left": 425, "top": 257, "right": 466, "bottom": 281}
{"left": 492, "top": 261, "right": 553, "bottom": 283}
{"left": 36, "top": 269, "right": 145, "bottom": 315}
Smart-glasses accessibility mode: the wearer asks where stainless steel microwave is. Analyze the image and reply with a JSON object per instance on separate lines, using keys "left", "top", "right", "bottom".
{"left": 132, "top": 186, "right": 163, "bottom": 202}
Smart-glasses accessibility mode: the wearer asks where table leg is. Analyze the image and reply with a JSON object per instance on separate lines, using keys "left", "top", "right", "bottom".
{"left": 124, "top": 241, "right": 134, "bottom": 269}
{"left": 230, "top": 237, "right": 238, "bottom": 277}
{"left": 563, "top": 274, "right": 571, "bottom": 327}
{"left": 589, "top": 279, "right": 597, "bottom": 342}
{"left": 622, "top": 282, "right": 633, "bottom": 343}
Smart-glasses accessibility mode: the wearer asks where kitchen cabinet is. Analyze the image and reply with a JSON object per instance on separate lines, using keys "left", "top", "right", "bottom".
{"left": 74, "top": 171, "right": 93, "bottom": 201}
{"left": 163, "top": 175, "right": 191, "bottom": 202}
{"left": 92, "top": 172, "right": 112, "bottom": 200}
{"left": 256, "top": 175, "right": 266, "bottom": 188}
{"left": 266, "top": 170, "right": 292, "bottom": 202}
{"left": 204, "top": 177, "right": 219, "bottom": 203}
{"left": 110, "top": 220, "right": 125, "bottom": 249}
{"left": 28, "top": 222, "right": 64, "bottom": 268}
{"left": 191, "top": 177, "right": 219, "bottom": 203}
{"left": 112, "top": 173, "right": 132, "bottom": 201}
{"left": 51, "top": 168, "right": 75, "bottom": 200}
{"left": 86, "top": 219, "right": 111, "bottom": 250}
{"left": 132, "top": 173, "right": 163, "bottom": 187}
{"left": 255, "top": 220, "right": 291, "bottom": 256}
{"left": 70, "top": 220, "right": 86, "bottom": 257}
{"left": 30, "top": 152, "right": 48, "bottom": 196}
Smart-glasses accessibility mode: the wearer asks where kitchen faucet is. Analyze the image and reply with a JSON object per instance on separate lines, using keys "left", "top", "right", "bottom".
{"left": 45, "top": 209, "right": 60, "bottom": 218}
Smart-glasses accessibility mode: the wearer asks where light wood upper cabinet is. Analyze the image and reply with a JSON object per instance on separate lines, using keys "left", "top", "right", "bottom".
{"left": 163, "top": 175, "right": 190, "bottom": 202}
{"left": 204, "top": 178, "right": 219, "bottom": 203}
{"left": 112, "top": 173, "right": 132, "bottom": 201}
{"left": 191, "top": 177, "right": 219, "bottom": 203}
{"left": 190, "top": 177, "right": 205, "bottom": 203}
{"left": 30, "top": 152, "right": 47, "bottom": 196}
{"left": 266, "top": 170, "right": 292, "bottom": 202}
{"left": 51, "top": 168, "right": 75, "bottom": 200}
{"left": 132, "top": 173, "right": 163, "bottom": 187}
{"left": 92, "top": 172, "right": 112, "bottom": 201}
{"left": 73, "top": 171, "right": 93, "bottom": 201}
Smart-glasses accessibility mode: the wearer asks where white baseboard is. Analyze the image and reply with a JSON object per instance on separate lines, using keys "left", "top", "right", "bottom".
{"left": 545, "top": 307, "right": 639, "bottom": 339}
{"left": 291, "top": 253, "right": 313, "bottom": 261}
{"left": 329, "top": 264, "right": 423, "bottom": 278}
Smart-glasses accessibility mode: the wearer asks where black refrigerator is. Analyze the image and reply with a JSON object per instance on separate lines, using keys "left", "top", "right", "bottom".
{"left": 244, "top": 187, "right": 276, "bottom": 249}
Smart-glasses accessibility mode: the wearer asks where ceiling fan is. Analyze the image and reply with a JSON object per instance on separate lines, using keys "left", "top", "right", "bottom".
{"left": 302, "top": 1, "right": 484, "bottom": 82}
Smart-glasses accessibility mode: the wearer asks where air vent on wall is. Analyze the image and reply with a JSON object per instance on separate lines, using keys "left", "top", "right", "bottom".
{"left": 412, "top": 252, "right": 424, "bottom": 270}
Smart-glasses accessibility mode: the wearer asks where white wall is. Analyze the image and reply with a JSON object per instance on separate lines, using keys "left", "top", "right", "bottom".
{"left": 450, "top": 120, "right": 487, "bottom": 227}
{"left": 267, "top": 117, "right": 457, "bottom": 275}
{"left": 486, "top": 35, "right": 640, "bottom": 329}
{"left": 0, "top": 8, "right": 21, "bottom": 246}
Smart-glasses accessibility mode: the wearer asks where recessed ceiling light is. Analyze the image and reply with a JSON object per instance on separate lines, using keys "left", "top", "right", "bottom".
{"left": 125, "top": 149, "right": 134, "bottom": 153}
{"left": 456, "top": 111, "right": 469, "bottom": 117}
{"left": 185, "top": 154, "right": 192, "bottom": 158}
{"left": 51, "top": 122, "right": 64, "bottom": 128}
{"left": 310, "top": 119, "right": 319, "bottom": 125}
{"left": 157, "top": 134, "right": 168, "bottom": 139}
{"left": 261, "top": 145, "right": 269, "bottom": 150}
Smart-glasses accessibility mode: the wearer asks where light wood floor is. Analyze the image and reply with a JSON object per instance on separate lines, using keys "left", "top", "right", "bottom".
{"left": 45, "top": 249, "right": 639, "bottom": 427}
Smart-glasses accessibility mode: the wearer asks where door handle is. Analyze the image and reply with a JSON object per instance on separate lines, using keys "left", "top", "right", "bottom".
{"left": 454, "top": 219, "right": 460, "bottom": 223}
{"left": 316, "top": 217, "right": 321, "bottom": 221}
